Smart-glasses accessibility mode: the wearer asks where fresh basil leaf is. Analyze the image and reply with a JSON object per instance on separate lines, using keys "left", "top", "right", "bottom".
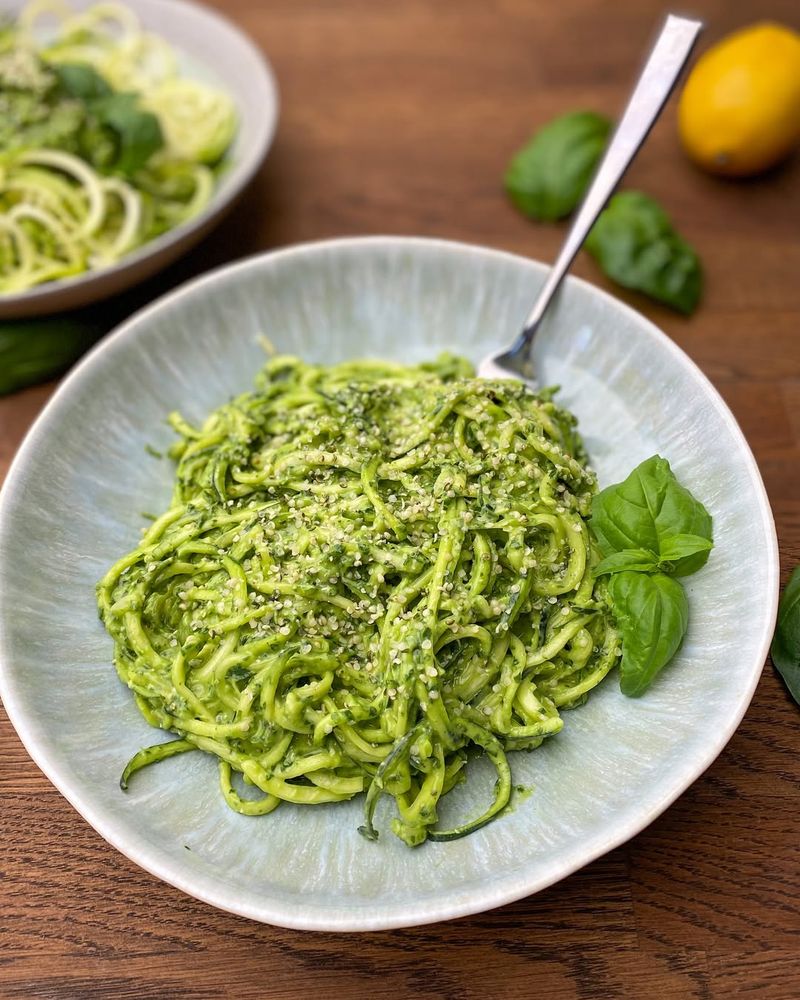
{"left": 658, "top": 533, "right": 713, "bottom": 566}
{"left": 504, "top": 111, "right": 611, "bottom": 222}
{"left": 585, "top": 191, "right": 702, "bottom": 314}
{"left": 53, "top": 62, "right": 112, "bottom": 101}
{"left": 608, "top": 571, "right": 689, "bottom": 697}
{"left": 0, "top": 315, "right": 104, "bottom": 395}
{"left": 591, "top": 455, "right": 713, "bottom": 576}
{"left": 771, "top": 566, "right": 800, "bottom": 705}
{"left": 594, "top": 549, "right": 658, "bottom": 576}
{"left": 91, "top": 92, "right": 163, "bottom": 176}
{"left": 51, "top": 63, "right": 162, "bottom": 176}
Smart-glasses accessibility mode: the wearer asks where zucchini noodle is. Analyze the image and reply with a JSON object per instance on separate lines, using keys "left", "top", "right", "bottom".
{"left": 22, "top": 0, "right": 236, "bottom": 163}
{"left": 98, "top": 355, "right": 620, "bottom": 846}
{"left": 0, "top": 0, "right": 236, "bottom": 293}
{"left": 19, "top": 0, "right": 177, "bottom": 92}
{"left": 0, "top": 149, "right": 211, "bottom": 291}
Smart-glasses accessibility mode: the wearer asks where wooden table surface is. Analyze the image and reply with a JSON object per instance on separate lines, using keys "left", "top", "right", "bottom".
{"left": 2, "top": 1, "right": 799, "bottom": 997}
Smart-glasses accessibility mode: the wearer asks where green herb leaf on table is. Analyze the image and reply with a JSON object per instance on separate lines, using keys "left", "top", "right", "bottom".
{"left": 0, "top": 316, "right": 104, "bottom": 395}
{"left": 591, "top": 455, "right": 713, "bottom": 576}
{"left": 504, "top": 110, "right": 611, "bottom": 222}
{"left": 771, "top": 566, "right": 800, "bottom": 706}
{"left": 607, "top": 571, "right": 689, "bottom": 697}
{"left": 585, "top": 191, "right": 702, "bottom": 314}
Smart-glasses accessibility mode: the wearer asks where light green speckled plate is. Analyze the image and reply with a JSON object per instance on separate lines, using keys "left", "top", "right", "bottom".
{"left": 0, "top": 237, "right": 779, "bottom": 930}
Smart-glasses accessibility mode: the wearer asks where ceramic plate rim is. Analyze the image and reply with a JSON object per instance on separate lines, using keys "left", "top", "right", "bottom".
{"left": 0, "top": 235, "right": 780, "bottom": 931}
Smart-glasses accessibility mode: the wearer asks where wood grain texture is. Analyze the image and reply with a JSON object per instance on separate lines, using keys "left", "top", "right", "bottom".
{"left": 1, "top": 0, "right": 799, "bottom": 996}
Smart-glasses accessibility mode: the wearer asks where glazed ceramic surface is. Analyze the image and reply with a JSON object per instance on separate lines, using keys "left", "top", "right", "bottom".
{"left": 0, "top": 238, "right": 779, "bottom": 930}
{"left": 0, "top": 0, "right": 278, "bottom": 318}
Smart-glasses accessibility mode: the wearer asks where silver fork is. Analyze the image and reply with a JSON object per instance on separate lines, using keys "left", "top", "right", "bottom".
{"left": 478, "top": 13, "right": 703, "bottom": 384}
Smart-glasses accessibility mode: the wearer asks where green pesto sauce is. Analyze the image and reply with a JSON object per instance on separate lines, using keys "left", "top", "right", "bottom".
{"left": 0, "top": 48, "right": 85, "bottom": 155}
{"left": 98, "top": 354, "right": 620, "bottom": 846}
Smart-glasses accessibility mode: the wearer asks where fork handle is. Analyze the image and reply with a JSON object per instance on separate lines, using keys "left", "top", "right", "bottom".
{"left": 511, "top": 14, "right": 702, "bottom": 357}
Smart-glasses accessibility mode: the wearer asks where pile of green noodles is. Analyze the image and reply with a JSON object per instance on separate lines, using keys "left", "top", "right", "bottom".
{"left": 97, "top": 354, "right": 620, "bottom": 846}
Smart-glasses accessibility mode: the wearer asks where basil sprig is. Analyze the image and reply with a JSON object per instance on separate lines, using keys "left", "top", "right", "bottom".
{"left": 771, "top": 567, "right": 800, "bottom": 706}
{"left": 504, "top": 111, "right": 611, "bottom": 222}
{"left": 607, "top": 572, "right": 689, "bottom": 697}
{"left": 591, "top": 455, "right": 713, "bottom": 696}
{"left": 585, "top": 191, "right": 702, "bottom": 314}
{"left": 53, "top": 62, "right": 163, "bottom": 178}
{"left": 592, "top": 455, "right": 712, "bottom": 576}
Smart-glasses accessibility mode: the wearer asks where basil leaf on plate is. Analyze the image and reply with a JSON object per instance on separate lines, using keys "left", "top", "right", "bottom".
{"left": 771, "top": 566, "right": 800, "bottom": 706}
{"left": 585, "top": 191, "right": 702, "bottom": 314}
{"left": 53, "top": 62, "right": 112, "bottom": 101}
{"left": 91, "top": 92, "right": 164, "bottom": 177}
{"left": 608, "top": 571, "right": 689, "bottom": 697}
{"left": 658, "top": 533, "right": 713, "bottom": 566}
{"left": 53, "top": 63, "right": 163, "bottom": 177}
{"left": 594, "top": 549, "right": 659, "bottom": 576}
{"left": 504, "top": 110, "right": 611, "bottom": 221}
{"left": 591, "top": 455, "right": 713, "bottom": 576}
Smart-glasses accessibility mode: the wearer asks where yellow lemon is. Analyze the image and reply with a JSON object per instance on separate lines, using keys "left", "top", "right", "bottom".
{"left": 678, "top": 22, "right": 800, "bottom": 176}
